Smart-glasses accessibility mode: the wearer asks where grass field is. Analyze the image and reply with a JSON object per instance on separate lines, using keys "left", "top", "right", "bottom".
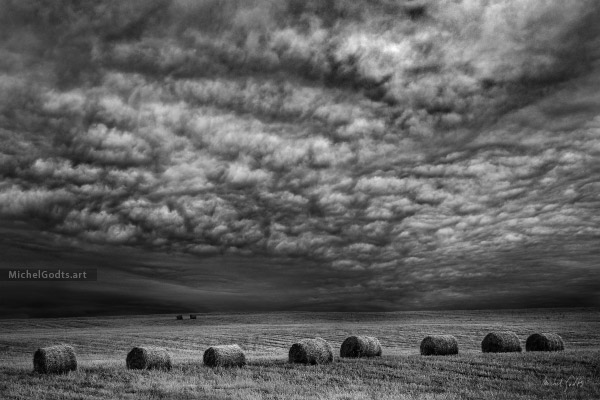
{"left": 1, "top": 308, "right": 599, "bottom": 399}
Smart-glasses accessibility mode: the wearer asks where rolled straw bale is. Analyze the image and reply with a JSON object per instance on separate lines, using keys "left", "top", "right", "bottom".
{"left": 203, "top": 345, "right": 246, "bottom": 367}
{"left": 420, "top": 335, "right": 459, "bottom": 356}
{"left": 289, "top": 337, "right": 334, "bottom": 365}
{"left": 190, "top": 314, "right": 197, "bottom": 319}
{"left": 525, "top": 333, "right": 564, "bottom": 352}
{"left": 481, "top": 331, "right": 522, "bottom": 353}
{"left": 33, "top": 344, "right": 77, "bottom": 374}
{"left": 176, "top": 315, "right": 183, "bottom": 320}
{"left": 126, "top": 346, "right": 172, "bottom": 370}
{"left": 340, "top": 336, "right": 382, "bottom": 358}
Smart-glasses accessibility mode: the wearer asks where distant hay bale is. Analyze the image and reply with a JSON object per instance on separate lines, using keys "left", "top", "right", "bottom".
{"left": 340, "top": 336, "right": 382, "bottom": 358}
{"left": 481, "top": 332, "right": 522, "bottom": 353}
{"left": 190, "top": 314, "right": 197, "bottom": 319}
{"left": 203, "top": 345, "right": 246, "bottom": 367}
{"left": 525, "top": 333, "right": 564, "bottom": 352}
{"left": 33, "top": 345, "right": 77, "bottom": 374}
{"left": 420, "top": 335, "right": 459, "bottom": 356}
{"left": 126, "top": 346, "right": 172, "bottom": 370}
{"left": 176, "top": 315, "right": 183, "bottom": 320}
{"left": 289, "top": 337, "right": 334, "bottom": 365}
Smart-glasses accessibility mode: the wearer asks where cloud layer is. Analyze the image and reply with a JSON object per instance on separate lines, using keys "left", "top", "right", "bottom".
{"left": 0, "top": 0, "right": 599, "bottom": 315}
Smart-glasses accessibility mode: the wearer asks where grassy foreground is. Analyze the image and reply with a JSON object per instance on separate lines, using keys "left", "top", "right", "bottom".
{"left": 0, "top": 308, "right": 599, "bottom": 399}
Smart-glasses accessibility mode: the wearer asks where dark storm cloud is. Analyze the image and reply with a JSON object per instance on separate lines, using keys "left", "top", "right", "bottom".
{"left": 0, "top": 0, "right": 599, "bottom": 316}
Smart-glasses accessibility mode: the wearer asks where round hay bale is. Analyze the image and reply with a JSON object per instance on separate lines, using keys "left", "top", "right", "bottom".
{"left": 203, "top": 345, "right": 246, "bottom": 367}
{"left": 176, "top": 315, "right": 183, "bottom": 320}
{"left": 33, "top": 344, "right": 77, "bottom": 374}
{"left": 420, "top": 335, "right": 459, "bottom": 356}
{"left": 525, "top": 333, "right": 564, "bottom": 352}
{"left": 126, "top": 346, "right": 172, "bottom": 370}
{"left": 481, "top": 331, "right": 522, "bottom": 353}
{"left": 340, "top": 336, "right": 382, "bottom": 358}
{"left": 190, "top": 314, "right": 197, "bottom": 319}
{"left": 289, "top": 337, "right": 334, "bottom": 365}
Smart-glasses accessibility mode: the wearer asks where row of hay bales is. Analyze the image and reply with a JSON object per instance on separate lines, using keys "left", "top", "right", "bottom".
{"left": 422, "top": 332, "right": 564, "bottom": 355}
{"left": 32, "top": 332, "right": 564, "bottom": 374}
{"left": 484, "top": 332, "right": 564, "bottom": 353}
{"left": 126, "top": 345, "right": 249, "bottom": 370}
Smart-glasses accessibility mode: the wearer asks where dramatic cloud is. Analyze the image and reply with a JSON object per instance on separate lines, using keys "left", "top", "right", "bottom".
{"left": 0, "top": 0, "right": 599, "bottom": 316}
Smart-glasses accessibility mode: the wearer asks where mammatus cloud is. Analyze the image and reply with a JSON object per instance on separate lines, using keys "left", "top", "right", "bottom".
{"left": 0, "top": 0, "right": 599, "bottom": 315}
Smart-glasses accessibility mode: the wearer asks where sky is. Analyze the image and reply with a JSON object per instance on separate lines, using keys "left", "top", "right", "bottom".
{"left": 0, "top": 0, "right": 599, "bottom": 317}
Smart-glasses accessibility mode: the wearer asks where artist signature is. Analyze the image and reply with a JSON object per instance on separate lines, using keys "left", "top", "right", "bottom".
{"left": 542, "top": 375, "right": 585, "bottom": 392}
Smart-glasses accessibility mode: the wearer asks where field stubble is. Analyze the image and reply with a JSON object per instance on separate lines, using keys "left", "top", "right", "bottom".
{"left": 0, "top": 308, "right": 599, "bottom": 399}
